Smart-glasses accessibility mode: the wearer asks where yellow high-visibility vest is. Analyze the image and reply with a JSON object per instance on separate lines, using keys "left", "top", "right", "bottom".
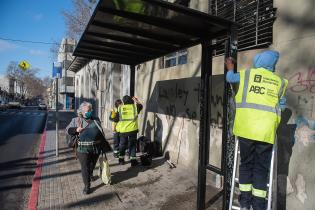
{"left": 117, "top": 104, "right": 138, "bottom": 133}
{"left": 233, "top": 68, "right": 288, "bottom": 144}
{"left": 111, "top": 108, "right": 118, "bottom": 132}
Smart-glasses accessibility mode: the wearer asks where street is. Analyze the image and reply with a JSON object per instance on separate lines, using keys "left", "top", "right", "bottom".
{"left": 0, "top": 108, "right": 47, "bottom": 209}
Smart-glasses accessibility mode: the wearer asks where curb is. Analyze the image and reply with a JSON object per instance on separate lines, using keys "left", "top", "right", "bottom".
{"left": 28, "top": 115, "right": 48, "bottom": 210}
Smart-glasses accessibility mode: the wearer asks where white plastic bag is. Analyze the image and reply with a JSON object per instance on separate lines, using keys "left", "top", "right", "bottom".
{"left": 99, "top": 153, "right": 111, "bottom": 185}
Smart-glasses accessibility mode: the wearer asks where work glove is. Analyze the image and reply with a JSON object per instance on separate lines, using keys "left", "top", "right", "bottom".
{"left": 279, "top": 97, "right": 286, "bottom": 111}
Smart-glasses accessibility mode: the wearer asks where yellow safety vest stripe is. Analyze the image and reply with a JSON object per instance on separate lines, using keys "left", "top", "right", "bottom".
{"left": 252, "top": 187, "right": 267, "bottom": 198}
{"left": 239, "top": 184, "right": 252, "bottom": 192}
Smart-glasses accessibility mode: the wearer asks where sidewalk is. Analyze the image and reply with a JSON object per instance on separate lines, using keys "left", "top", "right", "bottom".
{"left": 33, "top": 111, "right": 221, "bottom": 210}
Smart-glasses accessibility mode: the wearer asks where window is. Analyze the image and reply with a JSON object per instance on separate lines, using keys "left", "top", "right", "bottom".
{"left": 164, "top": 50, "right": 188, "bottom": 68}
{"left": 209, "top": 0, "right": 276, "bottom": 55}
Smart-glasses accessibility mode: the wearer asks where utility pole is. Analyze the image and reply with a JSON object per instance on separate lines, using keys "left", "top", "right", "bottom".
{"left": 65, "top": 39, "right": 67, "bottom": 109}
{"left": 55, "top": 73, "right": 59, "bottom": 157}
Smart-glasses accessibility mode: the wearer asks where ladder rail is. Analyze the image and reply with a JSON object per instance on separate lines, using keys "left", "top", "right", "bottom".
{"left": 229, "top": 137, "right": 239, "bottom": 210}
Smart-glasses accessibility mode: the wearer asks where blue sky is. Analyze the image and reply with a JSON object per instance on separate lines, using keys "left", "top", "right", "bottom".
{"left": 0, "top": 0, "right": 73, "bottom": 78}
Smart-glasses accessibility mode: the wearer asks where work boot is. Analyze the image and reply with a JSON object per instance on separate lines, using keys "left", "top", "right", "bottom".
{"left": 131, "top": 159, "right": 139, "bottom": 167}
{"left": 118, "top": 158, "right": 125, "bottom": 165}
{"left": 83, "top": 185, "right": 91, "bottom": 195}
{"left": 113, "top": 151, "right": 119, "bottom": 158}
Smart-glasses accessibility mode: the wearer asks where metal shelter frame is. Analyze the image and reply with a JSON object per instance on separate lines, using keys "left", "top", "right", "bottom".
{"left": 67, "top": 0, "right": 238, "bottom": 209}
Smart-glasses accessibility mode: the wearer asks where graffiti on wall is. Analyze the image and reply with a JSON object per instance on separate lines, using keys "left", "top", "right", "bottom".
{"left": 294, "top": 116, "right": 315, "bottom": 146}
{"left": 146, "top": 76, "right": 225, "bottom": 166}
{"left": 147, "top": 76, "right": 224, "bottom": 127}
{"left": 286, "top": 67, "right": 315, "bottom": 119}
{"left": 288, "top": 67, "right": 315, "bottom": 93}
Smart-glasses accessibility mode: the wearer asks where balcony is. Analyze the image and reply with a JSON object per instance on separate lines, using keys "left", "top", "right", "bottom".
{"left": 59, "top": 85, "right": 74, "bottom": 94}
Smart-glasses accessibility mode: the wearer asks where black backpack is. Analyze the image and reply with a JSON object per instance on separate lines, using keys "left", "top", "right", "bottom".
{"left": 138, "top": 136, "right": 154, "bottom": 166}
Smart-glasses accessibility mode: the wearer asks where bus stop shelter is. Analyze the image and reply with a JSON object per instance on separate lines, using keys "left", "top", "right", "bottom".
{"left": 68, "top": 0, "right": 238, "bottom": 209}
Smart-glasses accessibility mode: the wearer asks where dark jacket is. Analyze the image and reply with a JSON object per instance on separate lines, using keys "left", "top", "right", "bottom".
{"left": 66, "top": 117, "right": 112, "bottom": 153}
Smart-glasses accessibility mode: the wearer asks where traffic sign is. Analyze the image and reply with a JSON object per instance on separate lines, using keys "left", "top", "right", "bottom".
{"left": 18, "top": 60, "right": 30, "bottom": 71}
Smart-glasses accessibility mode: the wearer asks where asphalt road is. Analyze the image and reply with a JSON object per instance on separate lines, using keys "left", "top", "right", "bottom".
{"left": 0, "top": 108, "right": 47, "bottom": 210}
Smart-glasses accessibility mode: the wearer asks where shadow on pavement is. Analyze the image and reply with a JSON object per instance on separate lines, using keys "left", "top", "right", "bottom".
{"left": 39, "top": 156, "right": 76, "bottom": 167}
{"left": 0, "top": 184, "right": 32, "bottom": 192}
{"left": 35, "top": 169, "right": 81, "bottom": 181}
{"left": 0, "top": 171, "right": 35, "bottom": 180}
{"left": 111, "top": 157, "right": 166, "bottom": 185}
{"left": 64, "top": 192, "right": 116, "bottom": 208}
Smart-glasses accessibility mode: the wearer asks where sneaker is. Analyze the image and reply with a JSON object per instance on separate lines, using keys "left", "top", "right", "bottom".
{"left": 131, "top": 159, "right": 139, "bottom": 167}
{"left": 119, "top": 158, "right": 125, "bottom": 165}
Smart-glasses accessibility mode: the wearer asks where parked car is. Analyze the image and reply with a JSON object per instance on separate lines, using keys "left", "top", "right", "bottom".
{"left": 8, "top": 101, "right": 21, "bottom": 109}
{"left": 38, "top": 103, "right": 47, "bottom": 110}
{"left": 0, "top": 102, "right": 7, "bottom": 111}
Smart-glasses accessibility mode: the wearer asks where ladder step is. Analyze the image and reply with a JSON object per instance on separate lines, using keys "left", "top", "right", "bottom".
{"left": 235, "top": 178, "right": 239, "bottom": 183}
{"left": 232, "top": 205, "right": 241, "bottom": 210}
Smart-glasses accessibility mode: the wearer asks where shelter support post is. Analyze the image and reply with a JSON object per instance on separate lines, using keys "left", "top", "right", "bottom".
{"left": 222, "top": 27, "right": 238, "bottom": 210}
{"left": 130, "top": 65, "right": 135, "bottom": 96}
{"left": 197, "top": 41, "right": 213, "bottom": 210}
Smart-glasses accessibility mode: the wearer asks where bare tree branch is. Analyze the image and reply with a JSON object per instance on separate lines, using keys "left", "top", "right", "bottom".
{"left": 49, "top": 39, "right": 61, "bottom": 62}
{"left": 62, "top": 0, "right": 97, "bottom": 41}
{"left": 6, "top": 61, "right": 46, "bottom": 99}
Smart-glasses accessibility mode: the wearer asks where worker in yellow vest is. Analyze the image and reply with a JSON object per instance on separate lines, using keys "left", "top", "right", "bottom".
{"left": 225, "top": 50, "right": 288, "bottom": 210}
{"left": 117, "top": 95, "right": 143, "bottom": 166}
{"left": 109, "top": 99, "right": 123, "bottom": 158}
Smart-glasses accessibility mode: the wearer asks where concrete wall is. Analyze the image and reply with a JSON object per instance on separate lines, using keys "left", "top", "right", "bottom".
{"left": 274, "top": 0, "right": 315, "bottom": 209}
{"left": 136, "top": 44, "right": 203, "bottom": 170}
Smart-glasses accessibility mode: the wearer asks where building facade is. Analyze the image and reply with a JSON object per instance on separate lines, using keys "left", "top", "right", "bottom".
{"left": 74, "top": 60, "right": 130, "bottom": 127}
{"left": 57, "top": 38, "right": 76, "bottom": 110}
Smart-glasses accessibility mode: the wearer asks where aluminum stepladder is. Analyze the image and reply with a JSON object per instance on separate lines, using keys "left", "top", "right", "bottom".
{"left": 228, "top": 137, "right": 276, "bottom": 210}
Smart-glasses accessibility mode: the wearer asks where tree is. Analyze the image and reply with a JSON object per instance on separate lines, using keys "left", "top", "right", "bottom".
{"left": 49, "top": 0, "right": 96, "bottom": 61}
{"left": 6, "top": 61, "right": 38, "bottom": 97}
{"left": 5, "top": 61, "right": 47, "bottom": 99}
{"left": 62, "top": 0, "right": 97, "bottom": 41}
{"left": 42, "top": 76, "right": 53, "bottom": 88}
{"left": 49, "top": 39, "right": 62, "bottom": 62}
